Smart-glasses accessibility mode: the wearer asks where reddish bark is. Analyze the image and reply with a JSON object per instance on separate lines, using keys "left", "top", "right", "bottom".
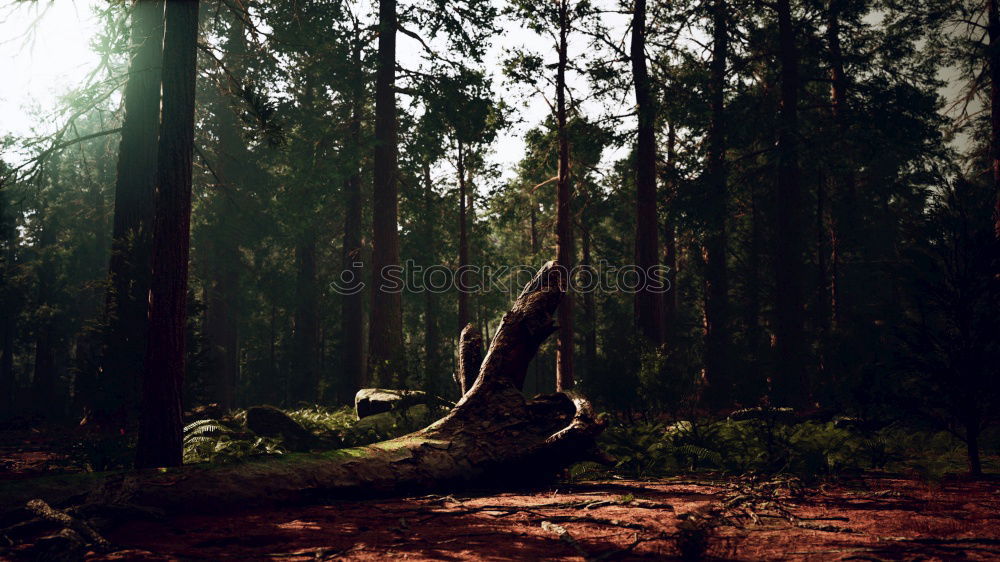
{"left": 98, "top": 0, "right": 164, "bottom": 428}
{"left": 136, "top": 0, "right": 199, "bottom": 469}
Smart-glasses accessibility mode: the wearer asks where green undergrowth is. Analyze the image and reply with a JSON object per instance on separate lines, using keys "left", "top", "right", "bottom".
{"left": 570, "top": 415, "right": 999, "bottom": 482}
{"left": 181, "top": 404, "right": 436, "bottom": 465}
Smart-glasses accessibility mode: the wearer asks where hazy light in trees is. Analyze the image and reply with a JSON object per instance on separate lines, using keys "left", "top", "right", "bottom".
{"left": 0, "top": 1, "right": 104, "bottom": 142}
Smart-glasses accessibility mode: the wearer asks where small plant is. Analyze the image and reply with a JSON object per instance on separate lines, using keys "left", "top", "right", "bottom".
{"left": 182, "top": 418, "right": 286, "bottom": 464}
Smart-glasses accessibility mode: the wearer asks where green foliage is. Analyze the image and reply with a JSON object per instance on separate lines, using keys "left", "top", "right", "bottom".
{"left": 179, "top": 405, "right": 433, "bottom": 465}
{"left": 182, "top": 418, "right": 286, "bottom": 464}
{"left": 594, "top": 417, "right": 994, "bottom": 481}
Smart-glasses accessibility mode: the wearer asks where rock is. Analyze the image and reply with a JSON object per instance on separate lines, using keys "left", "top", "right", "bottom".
{"left": 352, "top": 404, "right": 447, "bottom": 440}
{"left": 183, "top": 403, "right": 226, "bottom": 423}
{"left": 245, "top": 406, "right": 316, "bottom": 451}
{"left": 354, "top": 388, "right": 452, "bottom": 419}
{"left": 728, "top": 407, "right": 797, "bottom": 424}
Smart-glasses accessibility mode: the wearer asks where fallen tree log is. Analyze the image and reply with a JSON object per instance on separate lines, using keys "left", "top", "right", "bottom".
{"left": 0, "top": 261, "right": 606, "bottom": 518}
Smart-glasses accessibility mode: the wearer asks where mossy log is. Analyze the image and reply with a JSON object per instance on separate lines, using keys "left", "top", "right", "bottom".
{"left": 0, "top": 261, "right": 606, "bottom": 516}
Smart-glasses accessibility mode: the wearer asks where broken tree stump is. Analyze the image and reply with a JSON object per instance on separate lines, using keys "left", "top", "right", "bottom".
{"left": 1, "top": 261, "right": 606, "bottom": 517}
{"left": 456, "top": 323, "right": 484, "bottom": 396}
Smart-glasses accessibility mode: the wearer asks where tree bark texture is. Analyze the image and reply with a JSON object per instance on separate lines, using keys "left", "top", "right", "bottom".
{"left": 555, "top": 0, "right": 575, "bottom": 391}
{"left": 631, "top": 0, "right": 663, "bottom": 346}
{"left": 98, "top": 0, "right": 164, "bottom": 428}
{"left": 136, "top": 0, "right": 199, "bottom": 469}
{"left": 369, "top": 0, "right": 405, "bottom": 387}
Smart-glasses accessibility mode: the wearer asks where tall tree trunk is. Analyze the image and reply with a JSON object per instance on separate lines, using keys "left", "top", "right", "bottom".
{"left": 529, "top": 195, "right": 539, "bottom": 255}
{"left": 814, "top": 171, "right": 830, "bottom": 352}
{"left": 631, "top": 0, "right": 663, "bottom": 345}
{"left": 369, "top": 0, "right": 405, "bottom": 387}
{"left": 745, "top": 180, "right": 765, "bottom": 368}
{"left": 98, "top": 0, "right": 164, "bottom": 429}
{"left": 826, "top": 0, "right": 850, "bottom": 331}
{"left": 31, "top": 207, "right": 58, "bottom": 416}
{"left": 967, "top": 417, "right": 982, "bottom": 477}
{"left": 293, "top": 236, "right": 320, "bottom": 403}
{"left": 204, "top": 15, "right": 248, "bottom": 411}
{"left": 136, "top": 0, "right": 199, "bottom": 469}
{"left": 662, "top": 123, "right": 678, "bottom": 345}
{"left": 581, "top": 222, "right": 596, "bottom": 377}
{"left": 988, "top": 0, "right": 1000, "bottom": 238}
{"left": 341, "top": 37, "right": 366, "bottom": 399}
{"left": 704, "top": 0, "right": 732, "bottom": 406}
{"left": 773, "top": 0, "right": 807, "bottom": 407}
{"left": 457, "top": 140, "right": 470, "bottom": 331}
{"left": 0, "top": 198, "right": 16, "bottom": 417}
{"left": 421, "top": 163, "right": 440, "bottom": 394}
{"left": 0, "top": 320, "right": 13, "bottom": 416}
{"left": 555, "top": 0, "right": 574, "bottom": 391}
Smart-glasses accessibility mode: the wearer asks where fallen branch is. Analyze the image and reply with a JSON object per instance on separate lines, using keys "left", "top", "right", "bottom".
{"left": 2, "top": 261, "right": 606, "bottom": 519}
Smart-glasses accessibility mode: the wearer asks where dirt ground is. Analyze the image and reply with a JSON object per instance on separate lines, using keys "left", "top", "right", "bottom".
{"left": 3, "top": 428, "right": 999, "bottom": 561}
{"left": 3, "top": 476, "right": 977, "bottom": 561}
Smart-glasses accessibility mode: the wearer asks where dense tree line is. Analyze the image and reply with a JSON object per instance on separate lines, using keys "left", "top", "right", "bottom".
{"left": 0, "top": 0, "right": 997, "bottom": 474}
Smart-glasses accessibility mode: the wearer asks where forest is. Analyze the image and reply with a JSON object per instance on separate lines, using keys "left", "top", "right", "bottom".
{"left": 0, "top": 0, "right": 998, "bottom": 559}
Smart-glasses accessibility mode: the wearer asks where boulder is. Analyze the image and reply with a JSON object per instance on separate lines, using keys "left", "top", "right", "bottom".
{"left": 245, "top": 406, "right": 316, "bottom": 451}
{"left": 354, "top": 388, "right": 452, "bottom": 419}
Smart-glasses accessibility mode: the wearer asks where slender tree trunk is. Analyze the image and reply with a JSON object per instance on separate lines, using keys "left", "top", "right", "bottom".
{"left": 704, "top": 0, "right": 732, "bottom": 406}
{"left": 555, "top": 0, "right": 574, "bottom": 391}
{"left": 826, "top": 0, "right": 850, "bottom": 330}
{"left": 815, "top": 171, "right": 830, "bottom": 347}
{"left": 773, "top": 0, "right": 807, "bottom": 407}
{"left": 988, "top": 0, "right": 1000, "bottom": 238}
{"left": 457, "top": 140, "right": 470, "bottom": 331}
{"left": 1, "top": 200, "right": 17, "bottom": 417}
{"left": 967, "top": 419, "right": 982, "bottom": 477}
{"left": 31, "top": 211, "right": 58, "bottom": 416}
{"left": 294, "top": 237, "right": 320, "bottom": 402}
{"left": 631, "top": 0, "right": 663, "bottom": 345}
{"left": 0, "top": 320, "right": 13, "bottom": 416}
{"left": 662, "top": 123, "right": 678, "bottom": 345}
{"left": 421, "top": 163, "right": 440, "bottom": 394}
{"left": 529, "top": 195, "right": 538, "bottom": 255}
{"left": 581, "top": 222, "right": 596, "bottom": 377}
{"left": 98, "top": 0, "right": 164, "bottom": 428}
{"left": 136, "top": 0, "right": 199, "bottom": 469}
{"left": 369, "top": 0, "right": 405, "bottom": 387}
{"left": 342, "top": 37, "right": 366, "bottom": 399}
{"left": 745, "top": 180, "right": 765, "bottom": 371}
{"left": 203, "top": 12, "right": 248, "bottom": 412}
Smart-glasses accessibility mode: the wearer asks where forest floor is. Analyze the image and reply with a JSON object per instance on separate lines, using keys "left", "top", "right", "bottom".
{"left": 4, "top": 430, "right": 1000, "bottom": 560}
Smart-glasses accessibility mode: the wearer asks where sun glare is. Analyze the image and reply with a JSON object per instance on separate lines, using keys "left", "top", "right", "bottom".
{"left": 0, "top": 0, "right": 104, "bottom": 139}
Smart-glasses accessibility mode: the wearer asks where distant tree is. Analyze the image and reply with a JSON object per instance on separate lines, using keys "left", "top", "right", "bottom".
{"left": 897, "top": 178, "right": 1000, "bottom": 476}
{"left": 508, "top": 0, "right": 586, "bottom": 391}
{"left": 341, "top": 17, "right": 368, "bottom": 397}
{"left": 136, "top": 0, "right": 200, "bottom": 469}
